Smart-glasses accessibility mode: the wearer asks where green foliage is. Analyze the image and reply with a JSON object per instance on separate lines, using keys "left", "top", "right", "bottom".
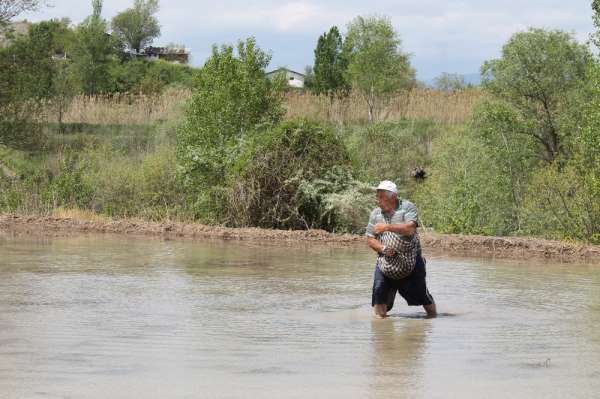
{"left": 343, "top": 15, "right": 415, "bottom": 122}
{"left": 414, "top": 128, "right": 517, "bottom": 235}
{"left": 592, "top": 0, "right": 600, "bottom": 49}
{"left": 44, "top": 149, "right": 94, "bottom": 209}
{"left": 481, "top": 28, "right": 592, "bottom": 163}
{"left": 52, "top": 59, "right": 79, "bottom": 127}
{"left": 111, "top": 0, "right": 160, "bottom": 53}
{"left": 81, "top": 143, "right": 184, "bottom": 219}
{"left": 176, "top": 37, "right": 284, "bottom": 207}
{"left": 91, "top": 0, "right": 102, "bottom": 19}
{"left": 70, "top": 2, "right": 120, "bottom": 94}
{"left": 520, "top": 163, "right": 600, "bottom": 243}
{"left": 577, "top": 66, "right": 600, "bottom": 192}
{"left": 0, "top": 148, "right": 50, "bottom": 213}
{"left": 344, "top": 120, "right": 438, "bottom": 192}
{"left": 3, "top": 11, "right": 600, "bottom": 244}
{"left": 293, "top": 167, "right": 374, "bottom": 233}
{"left": 0, "top": 19, "right": 72, "bottom": 151}
{"left": 520, "top": 64, "right": 600, "bottom": 243}
{"left": 419, "top": 29, "right": 598, "bottom": 242}
{"left": 472, "top": 98, "right": 539, "bottom": 228}
{"left": 312, "top": 26, "right": 348, "bottom": 97}
{"left": 227, "top": 119, "right": 355, "bottom": 230}
{"left": 303, "top": 65, "right": 315, "bottom": 90}
{"left": 2, "top": 20, "right": 64, "bottom": 99}
{"left": 110, "top": 58, "right": 194, "bottom": 94}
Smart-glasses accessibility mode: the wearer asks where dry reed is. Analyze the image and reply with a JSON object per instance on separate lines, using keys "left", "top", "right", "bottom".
{"left": 51, "top": 207, "right": 111, "bottom": 222}
{"left": 43, "top": 87, "right": 191, "bottom": 125}
{"left": 284, "top": 88, "right": 481, "bottom": 124}
{"left": 43, "top": 87, "right": 480, "bottom": 126}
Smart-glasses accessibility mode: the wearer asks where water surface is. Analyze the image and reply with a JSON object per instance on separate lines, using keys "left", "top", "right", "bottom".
{"left": 0, "top": 233, "right": 599, "bottom": 398}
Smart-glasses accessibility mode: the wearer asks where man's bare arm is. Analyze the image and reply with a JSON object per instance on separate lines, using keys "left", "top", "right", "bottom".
{"left": 368, "top": 237, "right": 385, "bottom": 254}
{"left": 367, "top": 237, "right": 396, "bottom": 256}
{"left": 373, "top": 221, "right": 417, "bottom": 236}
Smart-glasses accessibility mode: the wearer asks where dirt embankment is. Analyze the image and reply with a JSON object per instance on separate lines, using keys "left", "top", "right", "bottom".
{"left": 1, "top": 214, "right": 599, "bottom": 263}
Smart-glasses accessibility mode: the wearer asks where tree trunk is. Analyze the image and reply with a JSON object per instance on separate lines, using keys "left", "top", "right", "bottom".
{"left": 367, "top": 85, "right": 375, "bottom": 123}
{"left": 58, "top": 102, "right": 64, "bottom": 134}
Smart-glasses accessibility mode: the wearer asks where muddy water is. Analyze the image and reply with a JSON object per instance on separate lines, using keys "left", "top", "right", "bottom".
{"left": 0, "top": 234, "right": 599, "bottom": 399}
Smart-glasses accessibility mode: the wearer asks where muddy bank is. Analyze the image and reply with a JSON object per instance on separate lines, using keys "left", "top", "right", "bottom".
{"left": 1, "top": 214, "right": 599, "bottom": 263}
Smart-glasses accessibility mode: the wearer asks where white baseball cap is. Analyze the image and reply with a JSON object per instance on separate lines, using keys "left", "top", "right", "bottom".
{"left": 376, "top": 180, "right": 398, "bottom": 194}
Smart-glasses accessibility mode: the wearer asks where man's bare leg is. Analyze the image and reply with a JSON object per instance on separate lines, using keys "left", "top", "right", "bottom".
{"left": 423, "top": 303, "right": 437, "bottom": 318}
{"left": 373, "top": 304, "right": 388, "bottom": 319}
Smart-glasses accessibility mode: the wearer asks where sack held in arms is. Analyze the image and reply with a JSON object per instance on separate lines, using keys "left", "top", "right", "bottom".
{"left": 377, "top": 210, "right": 418, "bottom": 279}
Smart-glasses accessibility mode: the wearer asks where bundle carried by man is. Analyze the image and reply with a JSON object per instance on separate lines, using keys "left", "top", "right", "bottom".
{"left": 377, "top": 230, "right": 419, "bottom": 279}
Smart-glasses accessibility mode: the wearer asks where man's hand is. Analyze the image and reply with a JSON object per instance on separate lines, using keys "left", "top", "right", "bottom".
{"left": 373, "top": 223, "right": 388, "bottom": 235}
{"left": 382, "top": 247, "right": 396, "bottom": 257}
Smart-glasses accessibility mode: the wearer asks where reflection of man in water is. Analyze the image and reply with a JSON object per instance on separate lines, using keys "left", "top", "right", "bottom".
{"left": 366, "top": 180, "right": 436, "bottom": 318}
{"left": 369, "top": 318, "right": 428, "bottom": 394}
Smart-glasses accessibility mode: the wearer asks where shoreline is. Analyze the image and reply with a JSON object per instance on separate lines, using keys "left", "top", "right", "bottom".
{"left": 1, "top": 214, "right": 599, "bottom": 263}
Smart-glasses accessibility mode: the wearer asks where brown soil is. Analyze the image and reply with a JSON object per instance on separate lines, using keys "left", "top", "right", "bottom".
{"left": 1, "top": 214, "right": 599, "bottom": 263}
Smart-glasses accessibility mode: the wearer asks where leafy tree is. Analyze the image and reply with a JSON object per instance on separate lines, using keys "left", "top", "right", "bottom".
{"left": 574, "top": 64, "right": 600, "bottom": 242}
{"left": 592, "top": 0, "right": 600, "bottom": 48}
{"left": 70, "top": 0, "right": 120, "bottom": 94}
{"left": 52, "top": 59, "right": 79, "bottom": 129}
{"left": 433, "top": 72, "right": 468, "bottom": 92}
{"left": 111, "top": 0, "right": 160, "bottom": 53}
{"left": 303, "top": 65, "right": 315, "bottom": 90}
{"left": 520, "top": 63, "right": 600, "bottom": 243}
{"left": 176, "top": 37, "right": 284, "bottom": 220}
{"left": 481, "top": 28, "right": 592, "bottom": 163}
{"left": 343, "top": 15, "right": 415, "bottom": 122}
{"left": 31, "top": 19, "right": 78, "bottom": 128}
{"left": 0, "top": 20, "right": 69, "bottom": 150}
{"left": 312, "top": 26, "right": 348, "bottom": 97}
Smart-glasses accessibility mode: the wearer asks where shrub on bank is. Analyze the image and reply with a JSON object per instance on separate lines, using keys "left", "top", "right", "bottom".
{"left": 176, "top": 38, "right": 285, "bottom": 222}
{"left": 227, "top": 119, "right": 372, "bottom": 232}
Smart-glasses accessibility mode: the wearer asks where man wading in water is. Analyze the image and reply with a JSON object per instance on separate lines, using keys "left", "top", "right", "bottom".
{"left": 366, "top": 180, "right": 436, "bottom": 318}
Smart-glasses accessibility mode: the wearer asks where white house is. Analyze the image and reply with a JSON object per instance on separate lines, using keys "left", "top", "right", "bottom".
{"left": 266, "top": 68, "right": 305, "bottom": 88}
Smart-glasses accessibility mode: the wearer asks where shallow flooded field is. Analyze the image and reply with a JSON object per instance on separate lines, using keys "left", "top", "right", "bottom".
{"left": 0, "top": 233, "right": 599, "bottom": 398}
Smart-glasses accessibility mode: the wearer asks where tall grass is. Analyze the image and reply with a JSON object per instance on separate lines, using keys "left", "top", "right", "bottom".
{"left": 41, "top": 87, "right": 480, "bottom": 126}
{"left": 284, "top": 88, "right": 481, "bottom": 124}
{"left": 42, "top": 87, "right": 191, "bottom": 125}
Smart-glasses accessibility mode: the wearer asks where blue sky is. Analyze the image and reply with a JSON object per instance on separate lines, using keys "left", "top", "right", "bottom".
{"left": 25, "top": 0, "right": 596, "bottom": 81}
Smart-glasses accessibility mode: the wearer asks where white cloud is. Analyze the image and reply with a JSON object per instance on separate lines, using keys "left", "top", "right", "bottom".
{"left": 156, "top": 1, "right": 354, "bottom": 36}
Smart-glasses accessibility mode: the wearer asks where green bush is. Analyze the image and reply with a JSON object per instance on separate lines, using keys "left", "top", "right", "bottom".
{"left": 137, "top": 144, "right": 186, "bottom": 220}
{"left": 110, "top": 59, "right": 195, "bottom": 94}
{"left": 0, "top": 148, "right": 50, "bottom": 213}
{"left": 520, "top": 164, "right": 599, "bottom": 243}
{"left": 294, "top": 167, "right": 374, "bottom": 233}
{"left": 227, "top": 119, "right": 360, "bottom": 230}
{"left": 344, "top": 119, "right": 439, "bottom": 194}
{"left": 43, "top": 149, "right": 93, "bottom": 209}
{"left": 176, "top": 38, "right": 284, "bottom": 221}
{"left": 75, "top": 143, "right": 182, "bottom": 219}
{"left": 414, "top": 128, "right": 516, "bottom": 235}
